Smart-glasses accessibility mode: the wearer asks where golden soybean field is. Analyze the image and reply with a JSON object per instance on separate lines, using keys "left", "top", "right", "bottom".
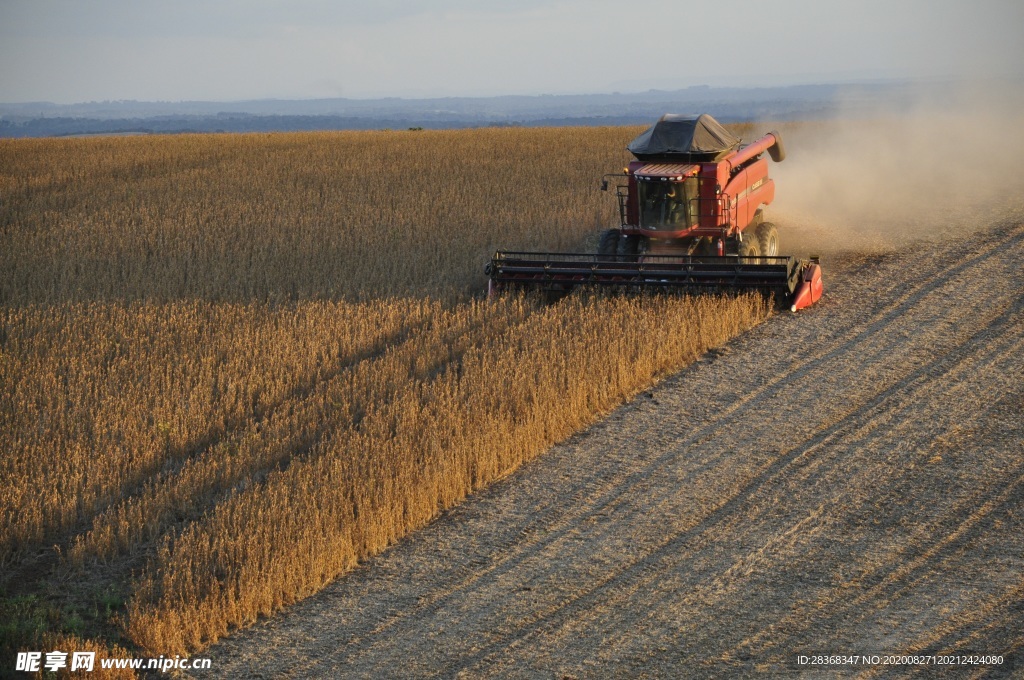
{"left": 0, "top": 127, "right": 768, "bottom": 663}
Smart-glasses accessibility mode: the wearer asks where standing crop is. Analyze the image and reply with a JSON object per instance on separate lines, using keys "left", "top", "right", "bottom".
{"left": 0, "top": 126, "right": 768, "bottom": 659}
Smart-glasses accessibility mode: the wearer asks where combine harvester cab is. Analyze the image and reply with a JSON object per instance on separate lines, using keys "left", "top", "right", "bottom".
{"left": 487, "top": 114, "right": 823, "bottom": 311}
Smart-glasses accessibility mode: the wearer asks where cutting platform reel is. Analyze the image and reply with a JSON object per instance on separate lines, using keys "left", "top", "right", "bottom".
{"left": 486, "top": 251, "right": 822, "bottom": 311}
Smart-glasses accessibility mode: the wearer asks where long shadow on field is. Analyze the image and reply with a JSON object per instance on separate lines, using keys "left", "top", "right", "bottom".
{"left": 3, "top": 315, "right": 434, "bottom": 576}
{"left": 70, "top": 307, "right": 510, "bottom": 559}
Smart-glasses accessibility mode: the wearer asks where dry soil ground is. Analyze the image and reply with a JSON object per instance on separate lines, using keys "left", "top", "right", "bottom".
{"left": 197, "top": 215, "right": 1024, "bottom": 678}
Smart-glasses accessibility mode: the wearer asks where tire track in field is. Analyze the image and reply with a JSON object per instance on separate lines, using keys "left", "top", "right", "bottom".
{"left": 200, "top": 217, "right": 1024, "bottom": 678}
{"left": 801, "top": 413, "right": 1024, "bottom": 637}
{"left": 439, "top": 284, "right": 1024, "bottom": 677}
{"left": 654, "top": 264, "right": 1024, "bottom": 674}
{"left": 887, "top": 580, "right": 1024, "bottom": 679}
{"left": 743, "top": 459, "right": 1024, "bottom": 671}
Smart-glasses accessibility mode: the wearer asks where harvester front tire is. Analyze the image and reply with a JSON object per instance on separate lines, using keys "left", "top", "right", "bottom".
{"left": 620, "top": 234, "right": 641, "bottom": 261}
{"left": 598, "top": 229, "right": 620, "bottom": 261}
{"left": 756, "top": 222, "right": 779, "bottom": 257}
{"left": 738, "top": 234, "right": 761, "bottom": 258}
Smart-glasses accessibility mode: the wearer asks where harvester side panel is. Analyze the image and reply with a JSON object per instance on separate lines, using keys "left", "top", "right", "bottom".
{"left": 722, "top": 156, "right": 775, "bottom": 232}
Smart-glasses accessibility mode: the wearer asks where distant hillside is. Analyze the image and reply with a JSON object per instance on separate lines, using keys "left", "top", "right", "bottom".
{"left": 0, "top": 80, "right": 952, "bottom": 137}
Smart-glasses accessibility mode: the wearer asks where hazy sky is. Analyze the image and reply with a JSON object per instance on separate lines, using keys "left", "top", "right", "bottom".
{"left": 2, "top": 0, "right": 1022, "bottom": 103}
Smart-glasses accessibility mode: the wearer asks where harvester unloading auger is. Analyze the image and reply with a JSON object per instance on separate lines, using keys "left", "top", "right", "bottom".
{"left": 486, "top": 114, "right": 823, "bottom": 311}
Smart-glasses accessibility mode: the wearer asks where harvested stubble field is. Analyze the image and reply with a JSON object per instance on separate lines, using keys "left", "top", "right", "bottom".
{"left": 1, "top": 125, "right": 768, "bottom": 670}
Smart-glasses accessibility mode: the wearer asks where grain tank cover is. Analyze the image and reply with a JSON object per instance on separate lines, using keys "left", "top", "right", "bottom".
{"left": 627, "top": 114, "right": 740, "bottom": 161}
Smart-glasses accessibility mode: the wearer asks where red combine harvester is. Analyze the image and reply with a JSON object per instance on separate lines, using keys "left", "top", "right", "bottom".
{"left": 486, "top": 114, "right": 823, "bottom": 311}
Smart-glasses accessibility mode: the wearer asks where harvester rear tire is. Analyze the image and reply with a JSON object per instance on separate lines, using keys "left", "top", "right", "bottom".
{"left": 756, "top": 222, "right": 779, "bottom": 257}
{"left": 598, "top": 229, "right": 620, "bottom": 261}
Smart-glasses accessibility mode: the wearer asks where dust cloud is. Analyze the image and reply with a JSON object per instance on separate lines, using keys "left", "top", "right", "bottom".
{"left": 765, "top": 82, "right": 1024, "bottom": 257}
